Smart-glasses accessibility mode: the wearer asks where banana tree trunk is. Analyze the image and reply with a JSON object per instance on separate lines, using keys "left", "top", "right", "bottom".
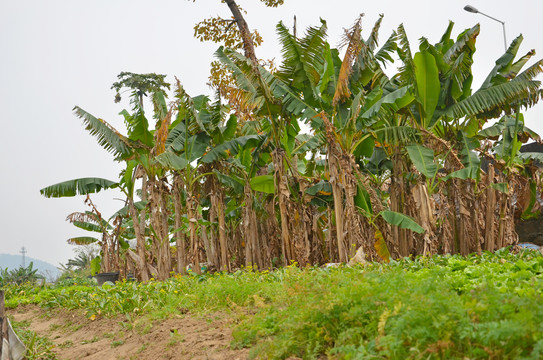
{"left": 186, "top": 189, "right": 201, "bottom": 275}
{"left": 323, "top": 115, "right": 352, "bottom": 263}
{"left": 330, "top": 155, "right": 347, "bottom": 263}
{"left": 111, "top": 213, "right": 125, "bottom": 274}
{"left": 207, "top": 188, "right": 224, "bottom": 270}
{"left": 128, "top": 198, "right": 149, "bottom": 281}
{"left": 272, "top": 149, "right": 294, "bottom": 265}
{"left": 215, "top": 191, "right": 229, "bottom": 272}
{"left": 160, "top": 189, "right": 171, "bottom": 276}
{"left": 390, "top": 149, "right": 410, "bottom": 257}
{"left": 101, "top": 232, "right": 110, "bottom": 273}
{"left": 325, "top": 207, "right": 335, "bottom": 262}
{"left": 484, "top": 165, "right": 497, "bottom": 251}
{"left": 173, "top": 176, "right": 187, "bottom": 275}
{"left": 149, "top": 179, "right": 171, "bottom": 280}
{"left": 139, "top": 172, "right": 148, "bottom": 245}
{"left": 312, "top": 209, "right": 326, "bottom": 264}
{"left": 411, "top": 182, "right": 437, "bottom": 255}
{"left": 243, "top": 184, "right": 260, "bottom": 268}
{"left": 263, "top": 199, "right": 281, "bottom": 268}
{"left": 497, "top": 190, "right": 508, "bottom": 250}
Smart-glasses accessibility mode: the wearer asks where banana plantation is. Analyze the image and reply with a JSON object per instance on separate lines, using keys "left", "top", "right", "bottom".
{"left": 40, "top": 5, "right": 543, "bottom": 281}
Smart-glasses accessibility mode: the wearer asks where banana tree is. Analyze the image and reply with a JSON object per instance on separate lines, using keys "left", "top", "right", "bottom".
{"left": 367, "top": 21, "right": 543, "bottom": 255}
{"left": 200, "top": 107, "right": 267, "bottom": 270}
{"left": 155, "top": 82, "right": 225, "bottom": 275}
{"left": 65, "top": 207, "right": 135, "bottom": 275}
{"left": 40, "top": 178, "right": 120, "bottom": 273}
{"left": 65, "top": 72, "right": 173, "bottom": 280}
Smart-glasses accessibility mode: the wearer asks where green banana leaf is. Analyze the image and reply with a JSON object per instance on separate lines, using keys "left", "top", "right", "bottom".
{"left": 40, "top": 178, "right": 118, "bottom": 198}
{"left": 406, "top": 144, "right": 438, "bottom": 178}
{"left": 414, "top": 50, "right": 440, "bottom": 127}
{"left": 250, "top": 175, "right": 275, "bottom": 194}
{"left": 67, "top": 236, "right": 99, "bottom": 246}
{"left": 380, "top": 210, "right": 425, "bottom": 234}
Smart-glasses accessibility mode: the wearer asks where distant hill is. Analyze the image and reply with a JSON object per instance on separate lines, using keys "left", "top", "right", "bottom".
{"left": 0, "top": 254, "right": 61, "bottom": 281}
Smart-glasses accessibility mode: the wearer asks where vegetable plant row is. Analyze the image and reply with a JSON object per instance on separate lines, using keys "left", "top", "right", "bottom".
{"left": 4, "top": 249, "right": 543, "bottom": 359}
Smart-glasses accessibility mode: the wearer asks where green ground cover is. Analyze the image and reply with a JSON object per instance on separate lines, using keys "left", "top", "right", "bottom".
{"left": 4, "top": 249, "right": 543, "bottom": 359}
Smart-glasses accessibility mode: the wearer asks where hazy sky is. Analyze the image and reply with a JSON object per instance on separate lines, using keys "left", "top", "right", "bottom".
{"left": 1, "top": 0, "right": 542, "bottom": 267}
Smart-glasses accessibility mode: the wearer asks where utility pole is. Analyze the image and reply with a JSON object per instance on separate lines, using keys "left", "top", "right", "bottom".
{"left": 20, "top": 246, "right": 27, "bottom": 268}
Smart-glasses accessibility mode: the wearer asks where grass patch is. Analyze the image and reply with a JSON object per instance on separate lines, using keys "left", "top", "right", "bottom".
{"left": 111, "top": 340, "right": 125, "bottom": 348}
{"left": 81, "top": 336, "right": 100, "bottom": 345}
{"left": 11, "top": 320, "right": 56, "bottom": 360}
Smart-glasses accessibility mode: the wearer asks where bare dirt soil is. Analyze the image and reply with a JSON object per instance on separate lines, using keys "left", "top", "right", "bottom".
{"left": 11, "top": 305, "right": 250, "bottom": 360}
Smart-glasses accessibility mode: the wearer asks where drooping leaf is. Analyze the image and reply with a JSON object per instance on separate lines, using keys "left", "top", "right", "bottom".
{"left": 305, "top": 181, "right": 333, "bottom": 196}
{"left": 361, "top": 86, "right": 414, "bottom": 120}
{"left": 268, "top": 71, "right": 320, "bottom": 123}
{"left": 213, "top": 170, "right": 244, "bottom": 194}
{"left": 374, "top": 125, "right": 418, "bottom": 146}
{"left": 519, "top": 152, "right": 543, "bottom": 163}
{"left": 444, "top": 167, "right": 479, "bottom": 181}
{"left": 67, "top": 236, "right": 99, "bottom": 246}
{"left": 406, "top": 144, "right": 438, "bottom": 178}
{"left": 166, "top": 127, "right": 211, "bottom": 162}
{"left": 201, "top": 135, "right": 263, "bottom": 163}
{"left": 521, "top": 181, "right": 539, "bottom": 220}
{"left": 380, "top": 210, "right": 425, "bottom": 234}
{"left": 222, "top": 115, "right": 238, "bottom": 141}
{"left": 446, "top": 80, "right": 541, "bottom": 119}
{"left": 66, "top": 211, "right": 111, "bottom": 230}
{"left": 478, "top": 122, "right": 503, "bottom": 140}
{"left": 354, "top": 185, "right": 373, "bottom": 216}
{"left": 71, "top": 221, "right": 103, "bottom": 233}
{"left": 352, "top": 135, "right": 375, "bottom": 158}
{"left": 491, "top": 182, "right": 509, "bottom": 194}
{"left": 513, "top": 58, "right": 543, "bottom": 83}
{"left": 166, "top": 122, "right": 187, "bottom": 152}
{"left": 249, "top": 175, "right": 275, "bottom": 194}
{"left": 457, "top": 130, "right": 481, "bottom": 170}
{"left": 40, "top": 178, "right": 118, "bottom": 198}
{"left": 292, "top": 134, "right": 325, "bottom": 155}
{"left": 155, "top": 152, "right": 190, "bottom": 171}
{"left": 374, "top": 229, "right": 391, "bottom": 263}
{"left": 73, "top": 106, "right": 132, "bottom": 159}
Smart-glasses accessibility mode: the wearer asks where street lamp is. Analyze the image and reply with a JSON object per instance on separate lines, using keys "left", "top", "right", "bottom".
{"left": 463, "top": 5, "right": 507, "bottom": 52}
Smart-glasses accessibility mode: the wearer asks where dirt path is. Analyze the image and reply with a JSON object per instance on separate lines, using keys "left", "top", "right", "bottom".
{"left": 11, "top": 305, "right": 249, "bottom": 360}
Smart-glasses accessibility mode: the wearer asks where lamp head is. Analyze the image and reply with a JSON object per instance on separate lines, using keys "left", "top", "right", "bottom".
{"left": 464, "top": 5, "right": 479, "bottom": 13}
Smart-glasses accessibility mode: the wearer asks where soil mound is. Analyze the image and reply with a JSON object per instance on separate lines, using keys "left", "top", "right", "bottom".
{"left": 12, "top": 305, "right": 248, "bottom": 360}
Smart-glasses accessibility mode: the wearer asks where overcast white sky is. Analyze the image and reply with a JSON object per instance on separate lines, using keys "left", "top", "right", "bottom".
{"left": 1, "top": 0, "right": 542, "bottom": 267}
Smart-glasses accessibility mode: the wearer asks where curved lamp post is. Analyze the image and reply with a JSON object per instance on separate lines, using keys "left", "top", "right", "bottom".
{"left": 464, "top": 5, "right": 507, "bottom": 51}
